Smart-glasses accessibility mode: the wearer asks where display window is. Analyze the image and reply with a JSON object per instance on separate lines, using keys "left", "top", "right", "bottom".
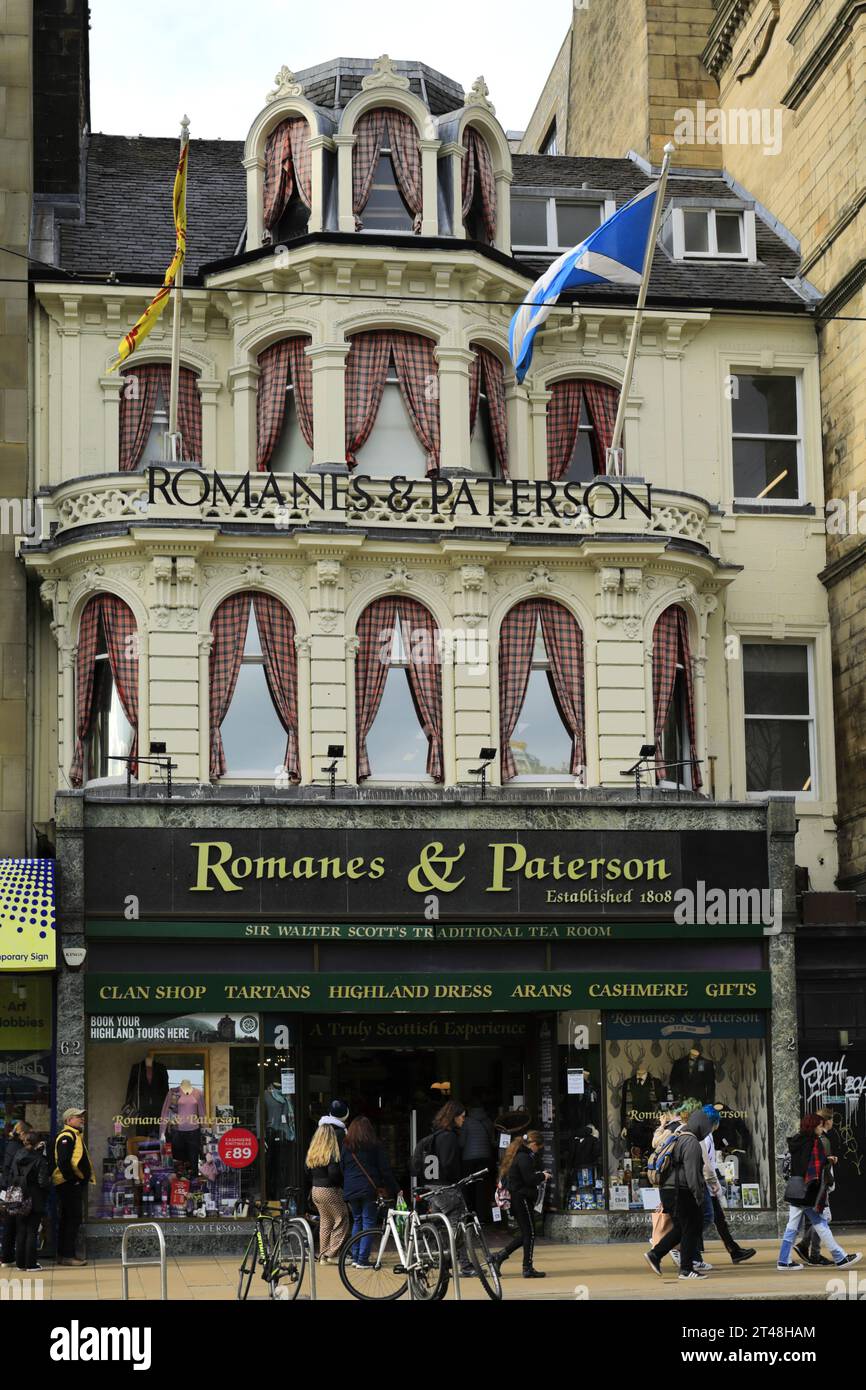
{"left": 1, "top": 976, "right": 53, "bottom": 1136}
{"left": 556, "top": 1010, "right": 604, "bottom": 1211}
{"left": 603, "top": 1011, "right": 770, "bottom": 1212}
{"left": 86, "top": 1013, "right": 299, "bottom": 1220}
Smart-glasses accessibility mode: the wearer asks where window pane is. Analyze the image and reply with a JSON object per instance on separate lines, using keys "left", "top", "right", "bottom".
{"left": 556, "top": 202, "right": 601, "bottom": 247}
{"left": 88, "top": 658, "right": 133, "bottom": 781}
{"left": 469, "top": 394, "right": 496, "bottom": 476}
{"left": 243, "top": 605, "right": 262, "bottom": 657}
{"left": 362, "top": 150, "right": 414, "bottom": 232}
{"left": 745, "top": 719, "right": 812, "bottom": 793}
{"left": 268, "top": 389, "right": 313, "bottom": 475}
{"left": 142, "top": 382, "right": 168, "bottom": 467}
{"left": 566, "top": 427, "right": 597, "bottom": 482}
{"left": 716, "top": 213, "right": 743, "bottom": 254}
{"left": 660, "top": 670, "right": 688, "bottom": 782}
{"left": 511, "top": 669, "right": 573, "bottom": 776}
{"left": 542, "top": 123, "right": 557, "bottom": 156}
{"left": 512, "top": 197, "right": 548, "bottom": 246}
{"left": 683, "top": 210, "right": 709, "bottom": 253}
{"left": 732, "top": 438, "right": 799, "bottom": 498}
{"left": 355, "top": 381, "right": 428, "bottom": 478}
{"left": 365, "top": 667, "right": 428, "bottom": 777}
{"left": 743, "top": 644, "right": 809, "bottom": 717}
{"left": 732, "top": 375, "right": 798, "bottom": 436}
{"left": 221, "top": 664, "right": 287, "bottom": 775}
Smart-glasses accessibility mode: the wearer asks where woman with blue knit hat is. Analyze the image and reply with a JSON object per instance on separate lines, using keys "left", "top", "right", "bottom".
{"left": 698, "top": 1104, "right": 756, "bottom": 1266}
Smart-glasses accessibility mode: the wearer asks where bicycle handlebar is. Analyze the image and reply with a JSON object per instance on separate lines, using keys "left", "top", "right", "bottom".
{"left": 415, "top": 1167, "right": 489, "bottom": 1200}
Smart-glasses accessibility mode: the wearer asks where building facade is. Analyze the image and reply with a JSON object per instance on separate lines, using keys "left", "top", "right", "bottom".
{"left": 22, "top": 53, "right": 840, "bottom": 1248}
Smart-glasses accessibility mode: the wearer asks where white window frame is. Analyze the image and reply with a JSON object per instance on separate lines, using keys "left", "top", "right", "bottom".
{"left": 365, "top": 618, "right": 434, "bottom": 784}
{"left": 655, "top": 661, "right": 693, "bottom": 791}
{"left": 85, "top": 647, "right": 135, "bottom": 787}
{"left": 742, "top": 639, "right": 817, "bottom": 802}
{"left": 731, "top": 370, "right": 804, "bottom": 505}
{"left": 359, "top": 142, "right": 416, "bottom": 236}
{"left": 512, "top": 195, "right": 615, "bottom": 252}
{"left": 511, "top": 616, "right": 575, "bottom": 784}
{"left": 671, "top": 207, "right": 756, "bottom": 262}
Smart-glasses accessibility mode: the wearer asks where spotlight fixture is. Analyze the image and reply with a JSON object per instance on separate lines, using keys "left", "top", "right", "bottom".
{"left": 469, "top": 747, "right": 497, "bottom": 800}
{"left": 321, "top": 745, "right": 345, "bottom": 799}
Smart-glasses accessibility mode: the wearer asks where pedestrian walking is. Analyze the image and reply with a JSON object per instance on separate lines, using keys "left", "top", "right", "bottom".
{"left": 418, "top": 1101, "right": 474, "bottom": 1277}
{"left": 697, "top": 1105, "right": 756, "bottom": 1266}
{"left": 491, "top": 1130, "right": 549, "bottom": 1280}
{"left": 341, "top": 1116, "right": 397, "bottom": 1269}
{"left": 777, "top": 1114, "right": 861, "bottom": 1271}
{"left": 305, "top": 1123, "right": 350, "bottom": 1263}
{"left": 52, "top": 1107, "right": 94, "bottom": 1267}
{"left": 645, "top": 1108, "right": 714, "bottom": 1280}
{"left": 9, "top": 1132, "right": 52, "bottom": 1271}
{"left": 1, "top": 1121, "right": 32, "bottom": 1267}
{"left": 794, "top": 1107, "right": 838, "bottom": 1266}
{"left": 460, "top": 1094, "right": 495, "bottom": 1217}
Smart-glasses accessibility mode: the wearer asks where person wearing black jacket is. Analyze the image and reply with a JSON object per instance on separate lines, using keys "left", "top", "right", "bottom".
{"left": 9, "top": 1133, "right": 52, "bottom": 1271}
{"left": 425, "top": 1102, "right": 474, "bottom": 1278}
{"left": 305, "top": 1123, "right": 349, "bottom": 1263}
{"left": 1, "top": 1121, "right": 31, "bottom": 1266}
{"left": 645, "top": 1109, "right": 714, "bottom": 1280}
{"left": 491, "top": 1131, "right": 548, "bottom": 1279}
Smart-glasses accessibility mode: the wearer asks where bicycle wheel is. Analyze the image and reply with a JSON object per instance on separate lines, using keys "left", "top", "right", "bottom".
{"left": 338, "top": 1228, "right": 407, "bottom": 1302}
{"left": 408, "top": 1220, "right": 446, "bottom": 1301}
{"left": 269, "top": 1225, "right": 307, "bottom": 1301}
{"left": 237, "top": 1232, "right": 258, "bottom": 1301}
{"left": 466, "top": 1221, "right": 502, "bottom": 1300}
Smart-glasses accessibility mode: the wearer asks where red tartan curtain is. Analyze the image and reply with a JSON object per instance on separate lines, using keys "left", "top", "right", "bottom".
{"left": 209, "top": 593, "right": 252, "bottom": 779}
{"left": 469, "top": 344, "right": 509, "bottom": 477}
{"left": 285, "top": 337, "right": 314, "bottom": 450}
{"left": 263, "top": 117, "right": 312, "bottom": 231}
{"left": 251, "top": 593, "right": 300, "bottom": 780}
{"left": 355, "top": 596, "right": 399, "bottom": 780}
{"left": 256, "top": 340, "right": 292, "bottom": 472}
{"left": 652, "top": 604, "right": 702, "bottom": 789}
{"left": 545, "top": 379, "right": 621, "bottom": 479}
{"left": 461, "top": 127, "right": 497, "bottom": 244}
{"left": 70, "top": 595, "right": 139, "bottom": 787}
{"left": 499, "top": 598, "right": 585, "bottom": 782}
{"left": 120, "top": 364, "right": 201, "bottom": 469}
{"left": 353, "top": 109, "right": 422, "bottom": 231}
{"left": 390, "top": 332, "right": 440, "bottom": 473}
{"left": 345, "top": 330, "right": 392, "bottom": 467}
{"left": 355, "top": 597, "right": 444, "bottom": 782}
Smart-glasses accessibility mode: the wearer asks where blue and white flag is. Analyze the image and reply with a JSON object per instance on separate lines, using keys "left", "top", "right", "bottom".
{"left": 509, "top": 180, "right": 662, "bottom": 383}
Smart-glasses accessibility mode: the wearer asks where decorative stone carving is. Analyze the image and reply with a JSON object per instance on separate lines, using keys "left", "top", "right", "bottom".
{"left": 198, "top": 633, "right": 215, "bottom": 655}
{"left": 318, "top": 612, "right": 339, "bottom": 634}
{"left": 459, "top": 564, "right": 486, "bottom": 629}
{"left": 152, "top": 556, "right": 173, "bottom": 609}
{"left": 623, "top": 567, "right": 643, "bottom": 625}
{"left": 598, "top": 567, "right": 620, "bottom": 628}
{"left": 294, "top": 634, "right": 311, "bottom": 656}
{"left": 176, "top": 557, "right": 197, "bottom": 628}
{"left": 464, "top": 75, "right": 495, "bottom": 114}
{"left": 345, "top": 634, "right": 361, "bottom": 657}
{"left": 383, "top": 563, "right": 411, "bottom": 592}
{"left": 266, "top": 66, "right": 304, "bottom": 103}
{"left": 316, "top": 559, "right": 342, "bottom": 617}
{"left": 39, "top": 581, "right": 62, "bottom": 637}
{"left": 362, "top": 55, "right": 411, "bottom": 91}
{"left": 239, "top": 560, "right": 269, "bottom": 587}
{"left": 528, "top": 565, "right": 553, "bottom": 594}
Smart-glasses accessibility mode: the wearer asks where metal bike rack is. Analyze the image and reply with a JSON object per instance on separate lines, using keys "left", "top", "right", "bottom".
{"left": 421, "top": 1212, "right": 462, "bottom": 1301}
{"left": 121, "top": 1222, "right": 167, "bottom": 1301}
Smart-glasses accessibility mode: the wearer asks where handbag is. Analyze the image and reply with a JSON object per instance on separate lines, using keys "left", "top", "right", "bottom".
{"left": 783, "top": 1175, "right": 816, "bottom": 1207}
{"left": 0, "top": 1184, "right": 32, "bottom": 1217}
{"left": 351, "top": 1151, "right": 388, "bottom": 1201}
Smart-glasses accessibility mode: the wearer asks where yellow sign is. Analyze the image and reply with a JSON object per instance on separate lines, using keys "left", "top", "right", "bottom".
{"left": 0, "top": 975, "right": 52, "bottom": 1049}
{"left": 0, "top": 859, "right": 56, "bottom": 971}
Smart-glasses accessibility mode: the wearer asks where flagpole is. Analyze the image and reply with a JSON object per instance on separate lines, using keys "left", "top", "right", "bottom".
{"left": 606, "top": 141, "right": 675, "bottom": 478}
{"left": 167, "top": 114, "right": 190, "bottom": 462}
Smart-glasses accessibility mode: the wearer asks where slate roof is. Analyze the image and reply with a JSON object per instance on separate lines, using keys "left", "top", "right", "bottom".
{"left": 55, "top": 136, "right": 810, "bottom": 313}
{"left": 292, "top": 57, "right": 465, "bottom": 116}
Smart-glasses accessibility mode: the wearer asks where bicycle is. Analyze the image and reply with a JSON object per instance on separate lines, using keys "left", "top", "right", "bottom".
{"left": 237, "top": 1188, "right": 307, "bottom": 1301}
{"left": 420, "top": 1169, "right": 503, "bottom": 1301}
{"left": 337, "top": 1194, "right": 445, "bottom": 1302}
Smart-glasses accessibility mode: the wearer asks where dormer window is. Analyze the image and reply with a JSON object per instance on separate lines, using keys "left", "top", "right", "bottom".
{"left": 512, "top": 195, "right": 611, "bottom": 252}
{"left": 541, "top": 121, "right": 558, "bottom": 157}
{"left": 263, "top": 118, "right": 312, "bottom": 242}
{"left": 668, "top": 206, "right": 756, "bottom": 261}
{"left": 365, "top": 145, "right": 415, "bottom": 232}
{"left": 353, "top": 109, "right": 422, "bottom": 233}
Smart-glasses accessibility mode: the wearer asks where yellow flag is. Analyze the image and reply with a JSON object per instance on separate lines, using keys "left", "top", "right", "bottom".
{"left": 108, "top": 139, "right": 188, "bottom": 371}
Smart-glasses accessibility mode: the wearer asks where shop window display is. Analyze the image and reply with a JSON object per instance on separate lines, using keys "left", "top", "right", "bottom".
{"left": 556, "top": 1010, "right": 604, "bottom": 1212}
{"left": 604, "top": 1013, "right": 770, "bottom": 1211}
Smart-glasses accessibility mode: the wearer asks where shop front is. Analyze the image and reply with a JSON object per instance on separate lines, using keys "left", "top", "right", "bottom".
{"left": 55, "top": 794, "right": 799, "bottom": 1254}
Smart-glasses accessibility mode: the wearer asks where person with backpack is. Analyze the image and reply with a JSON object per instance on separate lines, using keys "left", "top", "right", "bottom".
{"left": 491, "top": 1130, "right": 549, "bottom": 1280}
{"left": 412, "top": 1101, "right": 474, "bottom": 1277}
{"left": 777, "top": 1114, "right": 862, "bottom": 1271}
{"left": 644, "top": 1108, "right": 714, "bottom": 1280}
{"left": 8, "top": 1132, "right": 52, "bottom": 1271}
{"left": 647, "top": 1104, "right": 689, "bottom": 1250}
{"left": 341, "top": 1116, "right": 397, "bottom": 1269}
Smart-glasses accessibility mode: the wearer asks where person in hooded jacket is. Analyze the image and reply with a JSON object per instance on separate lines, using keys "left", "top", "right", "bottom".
{"left": 8, "top": 1132, "right": 52, "bottom": 1272}
{"left": 1, "top": 1121, "right": 31, "bottom": 1267}
{"left": 777, "top": 1114, "right": 862, "bottom": 1271}
{"left": 697, "top": 1104, "right": 756, "bottom": 1267}
{"left": 645, "top": 1109, "right": 713, "bottom": 1280}
{"left": 491, "top": 1130, "right": 549, "bottom": 1279}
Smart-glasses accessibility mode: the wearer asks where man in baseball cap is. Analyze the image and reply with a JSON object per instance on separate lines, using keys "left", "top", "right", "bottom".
{"left": 53, "top": 1107, "right": 95, "bottom": 1266}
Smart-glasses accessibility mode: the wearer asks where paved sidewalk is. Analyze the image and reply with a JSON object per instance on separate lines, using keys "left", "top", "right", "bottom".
{"left": 9, "top": 1236, "right": 860, "bottom": 1301}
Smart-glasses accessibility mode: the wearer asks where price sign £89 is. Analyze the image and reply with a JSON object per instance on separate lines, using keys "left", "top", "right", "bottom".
{"left": 218, "top": 1128, "right": 259, "bottom": 1169}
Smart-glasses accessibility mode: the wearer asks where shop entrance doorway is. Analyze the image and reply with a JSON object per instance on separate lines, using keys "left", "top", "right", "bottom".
{"left": 302, "top": 1016, "right": 530, "bottom": 1198}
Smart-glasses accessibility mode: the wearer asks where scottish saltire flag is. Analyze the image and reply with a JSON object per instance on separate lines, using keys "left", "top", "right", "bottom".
{"left": 509, "top": 180, "right": 661, "bottom": 383}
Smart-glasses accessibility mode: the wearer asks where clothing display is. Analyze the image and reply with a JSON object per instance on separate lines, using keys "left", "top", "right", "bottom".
{"left": 669, "top": 1050, "right": 716, "bottom": 1105}
{"left": 124, "top": 1059, "right": 170, "bottom": 1121}
{"left": 620, "top": 1072, "right": 667, "bottom": 1157}
{"left": 264, "top": 1084, "right": 295, "bottom": 1138}
{"left": 169, "top": 1128, "right": 201, "bottom": 1168}
{"left": 159, "top": 1086, "right": 205, "bottom": 1134}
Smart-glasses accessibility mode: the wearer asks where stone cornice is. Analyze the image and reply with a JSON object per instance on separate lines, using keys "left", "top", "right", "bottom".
{"left": 781, "top": 0, "right": 866, "bottom": 107}
{"left": 702, "top": 0, "right": 756, "bottom": 78}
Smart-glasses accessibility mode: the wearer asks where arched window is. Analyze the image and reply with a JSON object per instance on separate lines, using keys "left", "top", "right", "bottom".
{"left": 70, "top": 595, "right": 138, "bottom": 787}
{"left": 469, "top": 344, "right": 508, "bottom": 477}
{"left": 499, "top": 599, "right": 585, "bottom": 782}
{"left": 119, "top": 365, "right": 202, "bottom": 470}
{"left": 651, "top": 605, "right": 701, "bottom": 789}
{"left": 546, "top": 379, "right": 620, "bottom": 481}
{"left": 461, "top": 128, "right": 497, "bottom": 244}
{"left": 256, "top": 338, "right": 313, "bottom": 473}
{"left": 262, "top": 117, "right": 312, "bottom": 242}
{"left": 209, "top": 593, "right": 299, "bottom": 781}
{"left": 355, "top": 596, "right": 444, "bottom": 782}
{"left": 353, "top": 109, "right": 422, "bottom": 233}
{"left": 345, "top": 330, "right": 439, "bottom": 476}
